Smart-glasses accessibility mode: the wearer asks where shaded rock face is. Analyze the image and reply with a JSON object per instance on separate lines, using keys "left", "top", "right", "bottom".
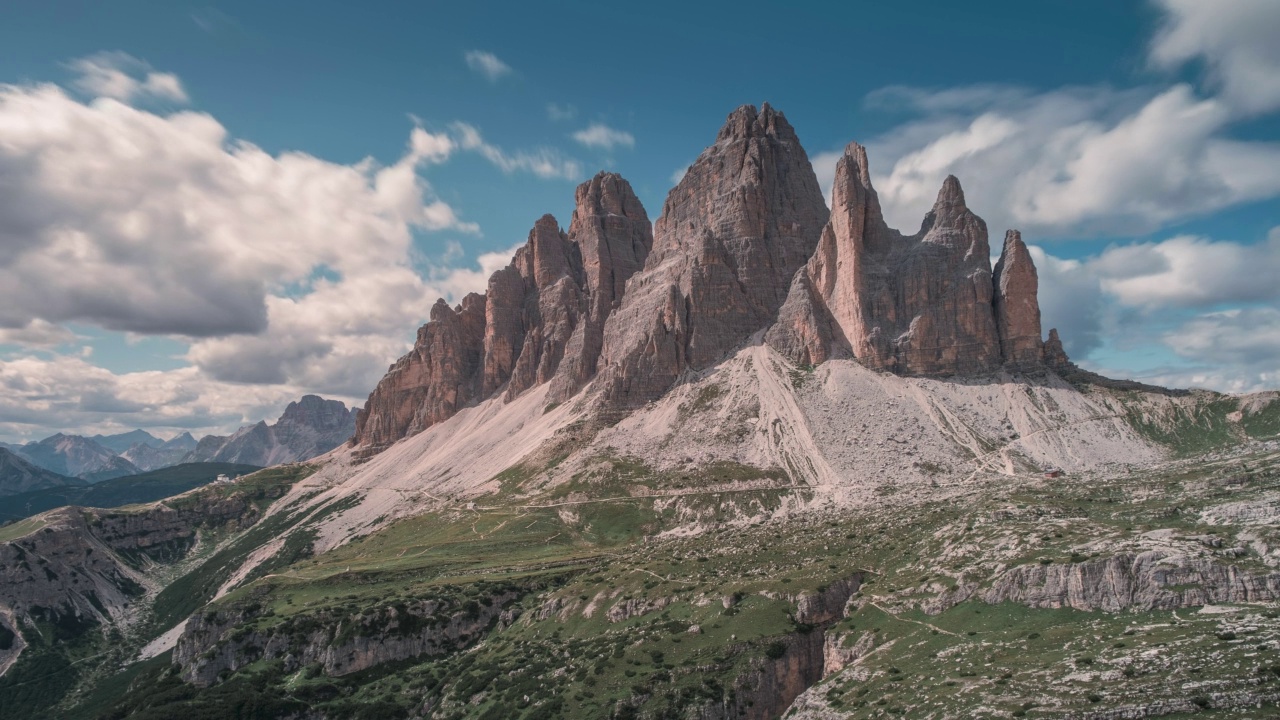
{"left": 190, "top": 395, "right": 357, "bottom": 467}
{"left": 353, "top": 173, "right": 651, "bottom": 452}
{"left": 0, "top": 448, "right": 82, "bottom": 496}
{"left": 175, "top": 588, "right": 523, "bottom": 686}
{"left": 767, "top": 142, "right": 1047, "bottom": 375}
{"left": 993, "top": 230, "right": 1044, "bottom": 369}
{"left": 595, "top": 103, "right": 829, "bottom": 412}
{"left": 548, "top": 173, "right": 653, "bottom": 402}
{"left": 353, "top": 295, "right": 487, "bottom": 452}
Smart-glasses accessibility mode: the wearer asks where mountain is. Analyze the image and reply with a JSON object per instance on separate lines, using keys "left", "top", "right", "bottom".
{"left": 2, "top": 104, "right": 1279, "bottom": 720}
{"left": 0, "top": 462, "right": 260, "bottom": 524}
{"left": 0, "top": 448, "right": 84, "bottom": 497}
{"left": 90, "top": 429, "right": 163, "bottom": 454}
{"left": 188, "top": 395, "right": 358, "bottom": 467}
{"left": 122, "top": 432, "right": 199, "bottom": 472}
{"left": 13, "top": 434, "right": 139, "bottom": 482}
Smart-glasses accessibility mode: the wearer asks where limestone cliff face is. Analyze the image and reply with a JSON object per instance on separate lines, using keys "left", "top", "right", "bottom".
{"left": 354, "top": 173, "right": 651, "bottom": 452}
{"left": 0, "top": 498, "right": 259, "bottom": 630}
{"left": 984, "top": 551, "right": 1280, "bottom": 611}
{"left": 175, "top": 587, "right": 524, "bottom": 686}
{"left": 594, "top": 103, "right": 829, "bottom": 412}
{"left": 767, "top": 141, "right": 1048, "bottom": 376}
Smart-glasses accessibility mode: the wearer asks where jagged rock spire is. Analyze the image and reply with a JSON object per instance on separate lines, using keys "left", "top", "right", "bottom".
{"left": 353, "top": 172, "right": 653, "bottom": 453}
{"left": 993, "top": 230, "right": 1044, "bottom": 369}
{"left": 595, "top": 103, "right": 829, "bottom": 411}
{"left": 769, "top": 146, "right": 1002, "bottom": 375}
{"left": 548, "top": 172, "right": 653, "bottom": 402}
{"left": 356, "top": 104, "right": 1076, "bottom": 455}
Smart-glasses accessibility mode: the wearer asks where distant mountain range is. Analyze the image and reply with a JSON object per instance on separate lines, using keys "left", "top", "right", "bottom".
{"left": 1, "top": 395, "right": 358, "bottom": 483}
{"left": 0, "top": 448, "right": 84, "bottom": 497}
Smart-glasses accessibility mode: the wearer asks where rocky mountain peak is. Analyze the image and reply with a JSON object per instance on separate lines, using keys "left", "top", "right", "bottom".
{"left": 1043, "top": 327, "right": 1071, "bottom": 369}
{"left": 593, "top": 102, "right": 829, "bottom": 413}
{"left": 191, "top": 395, "right": 357, "bottom": 466}
{"left": 933, "top": 174, "right": 967, "bottom": 210}
{"left": 355, "top": 103, "right": 1077, "bottom": 452}
{"left": 354, "top": 172, "right": 655, "bottom": 451}
{"left": 993, "top": 230, "right": 1045, "bottom": 369}
{"left": 768, "top": 139, "right": 1057, "bottom": 376}
{"left": 715, "top": 102, "right": 796, "bottom": 144}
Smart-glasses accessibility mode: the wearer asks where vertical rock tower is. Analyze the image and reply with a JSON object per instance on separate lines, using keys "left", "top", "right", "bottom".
{"left": 353, "top": 173, "right": 651, "bottom": 452}
{"left": 353, "top": 104, "right": 1072, "bottom": 455}
{"left": 767, "top": 140, "right": 1051, "bottom": 375}
{"left": 594, "top": 103, "right": 830, "bottom": 412}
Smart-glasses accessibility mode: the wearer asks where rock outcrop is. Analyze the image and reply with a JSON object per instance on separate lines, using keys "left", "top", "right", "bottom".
{"left": 547, "top": 172, "right": 653, "bottom": 402}
{"left": 594, "top": 103, "right": 829, "bottom": 412}
{"left": 354, "top": 173, "right": 651, "bottom": 452}
{"left": 175, "top": 586, "right": 526, "bottom": 686}
{"left": 984, "top": 552, "right": 1280, "bottom": 611}
{"left": 353, "top": 103, "right": 1078, "bottom": 454}
{"left": 992, "top": 230, "right": 1044, "bottom": 369}
{"left": 354, "top": 295, "right": 487, "bottom": 452}
{"left": 767, "top": 141, "right": 1050, "bottom": 376}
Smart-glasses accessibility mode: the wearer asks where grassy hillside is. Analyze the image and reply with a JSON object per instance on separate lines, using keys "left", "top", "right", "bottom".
{"left": 51, "top": 445, "right": 1280, "bottom": 720}
{"left": 0, "top": 462, "right": 261, "bottom": 524}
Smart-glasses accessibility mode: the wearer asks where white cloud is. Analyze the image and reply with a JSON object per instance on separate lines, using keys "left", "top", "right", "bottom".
{"left": 69, "top": 51, "right": 188, "bottom": 103}
{"left": 0, "top": 81, "right": 475, "bottom": 338}
{"left": 854, "top": 84, "right": 1280, "bottom": 236}
{"left": 450, "top": 122, "right": 581, "bottom": 180}
{"left": 0, "top": 353, "right": 324, "bottom": 443}
{"left": 0, "top": 320, "right": 78, "bottom": 349}
{"left": 464, "top": 50, "right": 512, "bottom": 82}
{"left": 1150, "top": 0, "right": 1280, "bottom": 115}
{"left": 546, "top": 103, "right": 576, "bottom": 122}
{"left": 572, "top": 123, "right": 635, "bottom": 151}
{"left": 1156, "top": 308, "right": 1280, "bottom": 392}
{"left": 1028, "top": 227, "right": 1280, "bottom": 392}
{"left": 0, "top": 68, "right": 544, "bottom": 440}
{"left": 670, "top": 165, "right": 689, "bottom": 187}
{"left": 1092, "top": 230, "right": 1280, "bottom": 308}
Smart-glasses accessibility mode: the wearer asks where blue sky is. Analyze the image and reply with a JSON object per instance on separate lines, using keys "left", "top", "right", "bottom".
{"left": 0, "top": 0, "right": 1278, "bottom": 442}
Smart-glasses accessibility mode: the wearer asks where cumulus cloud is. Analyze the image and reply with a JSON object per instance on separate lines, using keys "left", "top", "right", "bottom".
{"left": 0, "top": 82, "right": 474, "bottom": 338}
{"left": 451, "top": 122, "right": 581, "bottom": 180}
{"left": 1092, "top": 230, "right": 1280, "bottom": 308}
{"left": 464, "top": 50, "right": 512, "bottom": 82}
{"left": 1157, "top": 308, "right": 1280, "bottom": 392}
{"left": 572, "top": 123, "right": 635, "bottom": 151}
{"left": 69, "top": 52, "right": 188, "bottom": 103}
{"left": 0, "top": 320, "right": 78, "bottom": 349}
{"left": 1150, "top": 0, "right": 1280, "bottom": 115}
{"left": 1029, "top": 227, "right": 1280, "bottom": 391}
{"left": 0, "top": 64, "right": 549, "bottom": 440}
{"left": 0, "top": 353, "right": 319, "bottom": 442}
{"left": 852, "top": 84, "right": 1280, "bottom": 236}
